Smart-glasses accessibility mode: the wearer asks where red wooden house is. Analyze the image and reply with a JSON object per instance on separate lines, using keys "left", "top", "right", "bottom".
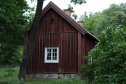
{"left": 24, "top": 1, "right": 98, "bottom": 77}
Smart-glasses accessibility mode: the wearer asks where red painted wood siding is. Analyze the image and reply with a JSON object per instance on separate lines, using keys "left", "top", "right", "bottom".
{"left": 81, "top": 35, "right": 95, "bottom": 64}
{"left": 25, "top": 9, "right": 96, "bottom": 74}
{"left": 26, "top": 9, "right": 79, "bottom": 74}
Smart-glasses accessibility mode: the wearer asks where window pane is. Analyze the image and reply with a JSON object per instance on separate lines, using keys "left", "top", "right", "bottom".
{"left": 47, "top": 53, "right": 51, "bottom": 56}
{"left": 53, "top": 53, "right": 57, "bottom": 56}
{"left": 53, "top": 49, "right": 57, "bottom": 52}
{"left": 47, "top": 53, "right": 51, "bottom": 60}
{"left": 47, "top": 56, "right": 51, "bottom": 60}
{"left": 47, "top": 49, "right": 51, "bottom": 52}
{"left": 53, "top": 56, "right": 57, "bottom": 60}
{"left": 53, "top": 52, "right": 57, "bottom": 60}
{"left": 53, "top": 53, "right": 56, "bottom": 56}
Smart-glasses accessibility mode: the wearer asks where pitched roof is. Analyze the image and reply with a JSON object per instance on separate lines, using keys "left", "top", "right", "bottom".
{"left": 41, "top": 1, "right": 98, "bottom": 42}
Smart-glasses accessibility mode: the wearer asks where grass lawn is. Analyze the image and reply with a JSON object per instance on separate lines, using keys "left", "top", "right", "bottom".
{"left": 0, "top": 66, "right": 86, "bottom": 84}
{"left": 25, "top": 78, "right": 85, "bottom": 84}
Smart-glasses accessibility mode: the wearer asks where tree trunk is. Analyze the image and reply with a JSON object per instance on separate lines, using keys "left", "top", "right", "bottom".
{"left": 88, "top": 78, "right": 92, "bottom": 84}
{"left": 18, "top": 0, "right": 45, "bottom": 80}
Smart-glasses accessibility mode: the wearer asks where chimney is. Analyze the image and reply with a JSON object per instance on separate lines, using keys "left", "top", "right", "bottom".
{"left": 77, "top": 21, "right": 84, "bottom": 27}
{"left": 63, "top": 9, "right": 71, "bottom": 17}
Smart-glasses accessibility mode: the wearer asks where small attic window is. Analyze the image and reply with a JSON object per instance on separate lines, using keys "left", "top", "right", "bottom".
{"left": 44, "top": 47, "right": 59, "bottom": 63}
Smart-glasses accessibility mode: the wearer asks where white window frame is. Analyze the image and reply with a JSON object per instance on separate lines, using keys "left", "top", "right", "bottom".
{"left": 44, "top": 47, "right": 59, "bottom": 63}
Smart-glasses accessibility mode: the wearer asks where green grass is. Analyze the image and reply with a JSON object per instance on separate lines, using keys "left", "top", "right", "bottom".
{"left": 0, "top": 66, "right": 86, "bottom": 84}
{"left": 25, "top": 78, "right": 85, "bottom": 84}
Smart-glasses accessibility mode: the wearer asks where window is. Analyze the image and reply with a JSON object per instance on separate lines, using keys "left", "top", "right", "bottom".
{"left": 44, "top": 47, "right": 59, "bottom": 63}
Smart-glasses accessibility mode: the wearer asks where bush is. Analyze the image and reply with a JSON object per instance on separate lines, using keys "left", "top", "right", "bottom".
{"left": 81, "top": 64, "right": 94, "bottom": 84}
{"left": 0, "top": 46, "right": 23, "bottom": 65}
{"left": 81, "top": 27, "right": 126, "bottom": 84}
{"left": 0, "top": 67, "right": 25, "bottom": 84}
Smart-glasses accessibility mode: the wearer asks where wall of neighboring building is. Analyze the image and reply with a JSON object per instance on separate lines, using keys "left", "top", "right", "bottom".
{"left": 26, "top": 9, "right": 80, "bottom": 74}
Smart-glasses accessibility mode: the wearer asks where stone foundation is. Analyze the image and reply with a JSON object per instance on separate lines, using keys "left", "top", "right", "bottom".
{"left": 27, "top": 74, "right": 81, "bottom": 79}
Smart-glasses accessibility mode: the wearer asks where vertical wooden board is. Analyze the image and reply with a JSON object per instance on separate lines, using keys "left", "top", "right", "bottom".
{"left": 38, "top": 34, "right": 40, "bottom": 72}
{"left": 72, "top": 33, "right": 75, "bottom": 72}
{"left": 60, "top": 32, "right": 78, "bottom": 73}
{"left": 75, "top": 33, "right": 78, "bottom": 72}
{"left": 63, "top": 32, "right": 68, "bottom": 72}
{"left": 26, "top": 8, "right": 83, "bottom": 74}
{"left": 41, "top": 34, "right": 44, "bottom": 72}
{"left": 38, "top": 33, "right": 41, "bottom": 72}
{"left": 59, "top": 32, "right": 62, "bottom": 73}
{"left": 63, "top": 32, "right": 66, "bottom": 72}
{"left": 69, "top": 33, "right": 71, "bottom": 72}
{"left": 78, "top": 32, "right": 81, "bottom": 73}
{"left": 81, "top": 36, "right": 86, "bottom": 64}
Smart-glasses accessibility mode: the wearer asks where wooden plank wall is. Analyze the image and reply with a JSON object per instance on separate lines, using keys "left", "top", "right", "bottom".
{"left": 26, "top": 8, "right": 95, "bottom": 74}
{"left": 81, "top": 35, "right": 95, "bottom": 65}
{"left": 27, "top": 9, "right": 79, "bottom": 74}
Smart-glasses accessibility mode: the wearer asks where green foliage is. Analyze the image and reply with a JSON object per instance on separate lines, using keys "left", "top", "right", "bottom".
{"left": 81, "top": 64, "right": 94, "bottom": 82}
{"left": 0, "top": 0, "right": 31, "bottom": 65}
{"left": 80, "top": 12, "right": 104, "bottom": 36}
{"left": 72, "top": 14, "right": 78, "bottom": 20}
{"left": 80, "top": 3, "right": 126, "bottom": 37}
{"left": 102, "top": 3, "right": 126, "bottom": 28}
{"left": 67, "top": 5, "right": 74, "bottom": 13}
{"left": 81, "top": 3, "right": 126, "bottom": 84}
{"left": 0, "top": 66, "right": 23, "bottom": 84}
{"left": 71, "top": 0, "right": 86, "bottom": 5}
{"left": 83, "top": 27, "right": 126, "bottom": 84}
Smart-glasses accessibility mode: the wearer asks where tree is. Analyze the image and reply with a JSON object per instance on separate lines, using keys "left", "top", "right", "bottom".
{"left": 101, "top": 3, "right": 126, "bottom": 29}
{"left": 92, "top": 27, "right": 126, "bottom": 84}
{"left": 80, "top": 3, "right": 126, "bottom": 37}
{"left": 18, "top": 0, "right": 86, "bottom": 80}
{"left": 80, "top": 12, "right": 104, "bottom": 36}
{"left": 18, "top": 0, "right": 44, "bottom": 80}
{"left": 81, "top": 3, "right": 126, "bottom": 84}
{"left": 0, "top": 0, "right": 29, "bottom": 65}
{"left": 81, "top": 27, "right": 126, "bottom": 84}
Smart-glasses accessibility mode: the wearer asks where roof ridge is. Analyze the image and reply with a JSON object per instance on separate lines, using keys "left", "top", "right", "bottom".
{"left": 41, "top": 1, "right": 86, "bottom": 33}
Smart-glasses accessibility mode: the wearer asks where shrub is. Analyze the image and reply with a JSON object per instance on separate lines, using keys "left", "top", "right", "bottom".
{"left": 0, "top": 67, "right": 25, "bottom": 84}
{"left": 81, "top": 27, "right": 126, "bottom": 84}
